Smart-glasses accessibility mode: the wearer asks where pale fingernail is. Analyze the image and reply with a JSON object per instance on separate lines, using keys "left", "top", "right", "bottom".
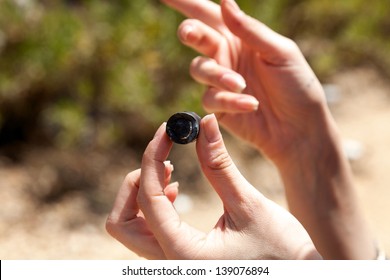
{"left": 203, "top": 114, "right": 221, "bottom": 143}
{"left": 236, "top": 95, "right": 260, "bottom": 111}
{"left": 180, "top": 25, "right": 194, "bottom": 42}
{"left": 164, "top": 160, "right": 174, "bottom": 172}
{"left": 168, "top": 181, "right": 179, "bottom": 189}
{"left": 220, "top": 73, "right": 247, "bottom": 93}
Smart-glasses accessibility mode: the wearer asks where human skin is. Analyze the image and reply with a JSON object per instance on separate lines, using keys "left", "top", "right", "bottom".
{"left": 161, "top": 0, "right": 376, "bottom": 259}
{"left": 106, "top": 114, "right": 321, "bottom": 260}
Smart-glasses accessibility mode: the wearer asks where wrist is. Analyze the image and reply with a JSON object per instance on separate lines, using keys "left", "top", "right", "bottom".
{"left": 276, "top": 118, "right": 354, "bottom": 217}
{"left": 271, "top": 118, "right": 376, "bottom": 259}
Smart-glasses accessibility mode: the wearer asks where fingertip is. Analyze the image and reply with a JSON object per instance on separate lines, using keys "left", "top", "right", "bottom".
{"left": 201, "top": 113, "right": 221, "bottom": 144}
{"left": 178, "top": 20, "right": 222, "bottom": 58}
{"left": 164, "top": 160, "right": 174, "bottom": 172}
{"left": 152, "top": 122, "right": 170, "bottom": 146}
{"left": 178, "top": 21, "right": 195, "bottom": 43}
{"left": 196, "top": 113, "right": 223, "bottom": 170}
{"left": 220, "top": 72, "right": 247, "bottom": 93}
{"left": 142, "top": 122, "right": 173, "bottom": 178}
{"left": 202, "top": 88, "right": 259, "bottom": 113}
{"left": 236, "top": 94, "right": 260, "bottom": 111}
{"left": 155, "top": 122, "right": 168, "bottom": 139}
{"left": 221, "top": 0, "right": 245, "bottom": 22}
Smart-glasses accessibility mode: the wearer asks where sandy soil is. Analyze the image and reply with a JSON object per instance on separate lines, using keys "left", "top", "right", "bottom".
{"left": 0, "top": 67, "right": 389, "bottom": 259}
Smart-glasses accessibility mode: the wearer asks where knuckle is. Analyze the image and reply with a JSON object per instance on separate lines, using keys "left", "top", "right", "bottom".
{"left": 206, "top": 147, "right": 233, "bottom": 171}
{"left": 136, "top": 189, "right": 160, "bottom": 210}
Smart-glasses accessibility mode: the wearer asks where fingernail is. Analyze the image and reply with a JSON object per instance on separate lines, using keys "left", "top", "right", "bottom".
{"left": 179, "top": 24, "right": 194, "bottom": 42}
{"left": 224, "top": 0, "right": 241, "bottom": 12}
{"left": 169, "top": 181, "right": 179, "bottom": 189}
{"left": 203, "top": 114, "right": 221, "bottom": 143}
{"left": 164, "top": 160, "right": 174, "bottom": 172}
{"left": 236, "top": 95, "right": 260, "bottom": 111}
{"left": 220, "top": 73, "right": 247, "bottom": 93}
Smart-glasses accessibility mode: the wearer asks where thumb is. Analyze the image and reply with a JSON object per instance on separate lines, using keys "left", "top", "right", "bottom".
{"left": 196, "top": 114, "right": 258, "bottom": 214}
{"left": 221, "top": 0, "right": 299, "bottom": 64}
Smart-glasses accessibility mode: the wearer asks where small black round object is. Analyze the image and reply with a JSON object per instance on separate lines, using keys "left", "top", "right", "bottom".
{"left": 166, "top": 112, "right": 201, "bottom": 144}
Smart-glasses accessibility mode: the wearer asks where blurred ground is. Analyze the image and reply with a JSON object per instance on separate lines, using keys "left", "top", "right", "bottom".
{"left": 0, "top": 67, "right": 389, "bottom": 259}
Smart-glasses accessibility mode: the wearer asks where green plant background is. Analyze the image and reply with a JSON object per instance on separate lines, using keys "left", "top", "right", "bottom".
{"left": 2, "top": 0, "right": 390, "bottom": 259}
{"left": 1, "top": 0, "right": 389, "bottom": 154}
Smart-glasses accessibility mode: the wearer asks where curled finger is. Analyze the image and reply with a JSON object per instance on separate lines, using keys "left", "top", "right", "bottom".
{"left": 202, "top": 87, "right": 259, "bottom": 113}
{"left": 190, "top": 56, "right": 246, "bottom": 93}
{"left": 178, "top": 19, "right": 224, "bottom": 58}
{"left": 105, "top": 169, "right": 166, "bottom": 259}
{"left": 165, "top": 181, "right": 179, "bottom": 203}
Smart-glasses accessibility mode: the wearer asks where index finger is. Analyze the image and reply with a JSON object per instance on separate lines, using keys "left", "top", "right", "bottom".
{"left": 221, "top": 0, "right": 301, "bottom": 64}
{"left": 161, "top": 0, "right": 226, "bottom": 32}
{"left": 137, "top": 123, "right": 182, "bottom": 247}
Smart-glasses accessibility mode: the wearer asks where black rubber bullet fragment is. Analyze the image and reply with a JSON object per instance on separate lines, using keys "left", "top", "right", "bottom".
{"left": 166, "top": 112, "right": 201, "bottom": 144}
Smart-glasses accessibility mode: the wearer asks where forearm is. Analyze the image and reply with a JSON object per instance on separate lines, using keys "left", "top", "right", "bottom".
{"left": 275, "top": 112, "right": 376, "bottom": 259}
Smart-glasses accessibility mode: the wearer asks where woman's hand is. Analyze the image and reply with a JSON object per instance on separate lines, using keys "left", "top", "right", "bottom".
{"left": 106, "top": 114, "right": 320, "bottom": 259}
{"left": 161, "top": 0, "right": 377, "bottom": 259}
{"left": 162, "top": 0, "right": 329, "bottom": 165}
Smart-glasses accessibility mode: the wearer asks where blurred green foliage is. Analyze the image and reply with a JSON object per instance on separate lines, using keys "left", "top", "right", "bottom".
{"left": 0, "top": 0, "right": 389, "bottom": 153}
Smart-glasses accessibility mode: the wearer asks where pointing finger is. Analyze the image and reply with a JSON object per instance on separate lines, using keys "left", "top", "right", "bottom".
{"left": 190, "top": 56, "right": 246, "bottom": 93}
{"left": 137, "top": 123, "right": 185, "bottom": 250}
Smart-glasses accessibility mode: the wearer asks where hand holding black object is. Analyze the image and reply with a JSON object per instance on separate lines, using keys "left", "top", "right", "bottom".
{"left": 106, "top": 114, "right": 320, "bottom": 259}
